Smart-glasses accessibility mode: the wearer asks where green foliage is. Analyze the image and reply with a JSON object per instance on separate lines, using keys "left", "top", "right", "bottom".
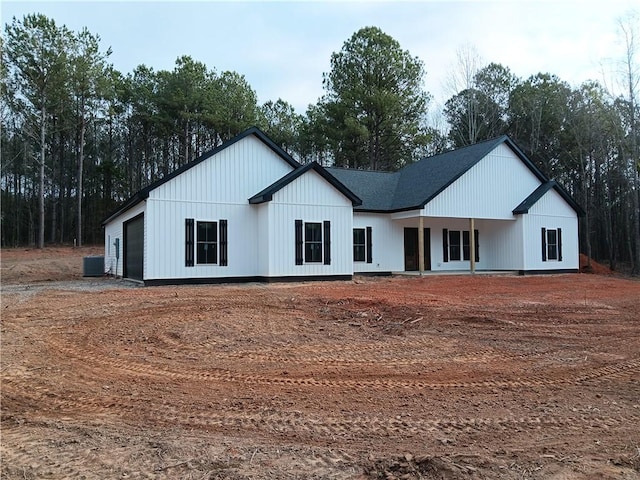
{"left": 444, "top": 63, "right": 517, "bottom": 147}
{"left": 508, "top": 73, "right": 572, "bottom": 179}
{"left": 1, "top": 14, "right": 638, "bottom": 270}
{"left": 258, "top": 99, "right": 303, "bottom": 155}
{"left": 309, "top": 26, "right": 431, "bottom": 170}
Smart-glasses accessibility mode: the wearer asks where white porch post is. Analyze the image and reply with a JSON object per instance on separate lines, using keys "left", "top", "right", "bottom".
{"left": 469, "top": 218, "right": 476, "bottom": 274}
{"left": 418, "top": 216, "right": 425, "bottom": 275}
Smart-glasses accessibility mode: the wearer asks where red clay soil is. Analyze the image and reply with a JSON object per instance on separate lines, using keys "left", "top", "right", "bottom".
{"left": 580, "top": 254, "right": 615, "bottom": 275}
{"left": 1, "top": 247, "right": 639, "bottom": 479}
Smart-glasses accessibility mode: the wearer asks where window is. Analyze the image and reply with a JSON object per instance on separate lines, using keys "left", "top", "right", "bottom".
{"left": 295, "top": 220, "right": 331, "bottom": 265}
{"left": 197, "top": 221, "right": 217, "bottom": 264}
{"left": 305, "top": 222, "right": 322, "bottom": 263}
{"left": 542, "top": 228, "right": 562, "bottom": 262}
{"left": 186, "top": 219, "right": 227, "bottom": 267}
{"left": 443, "top": 229, "right": 479, "bottom": 262}
{"left": 449, "top": 230, "right": 461, "bottom": 261}
{"left": 353, "top": 228, "right": 365, "bottom": 262}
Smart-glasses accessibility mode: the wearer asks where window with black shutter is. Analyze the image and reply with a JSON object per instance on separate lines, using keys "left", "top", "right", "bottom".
{"left": 196, "top": 221, "right": 217, "bottom": 264}
{"left": 353, "top": 228, "right": 365, "bottom": 262}
{"left": 304, "top": 222, "right": 322, "bottom": 263}
{"left": 444, "top": 229, "right": 479, "bottom": 262}
{"left": 449, "top": 230, "right": 461, "bottom": 261}
{"left": 543, "top": 227, "right": 562, "bottom": 261}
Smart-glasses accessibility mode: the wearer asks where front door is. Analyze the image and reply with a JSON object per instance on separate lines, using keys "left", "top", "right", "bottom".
{"left": 404, "top": 227, "right": 431, "bottom": 271}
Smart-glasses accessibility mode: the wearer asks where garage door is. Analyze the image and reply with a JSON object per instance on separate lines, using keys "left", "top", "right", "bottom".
{"left": 124, "top": 214, "right": 144, "bottom": 281}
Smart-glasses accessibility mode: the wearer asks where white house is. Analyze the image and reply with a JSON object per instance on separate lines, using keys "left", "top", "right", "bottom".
{"left": 103, "top": 127, "right": 583, "bottom": 284}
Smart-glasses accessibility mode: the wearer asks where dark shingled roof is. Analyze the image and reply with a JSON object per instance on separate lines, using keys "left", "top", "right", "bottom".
{"left": 513, "top": 180, "right": 585, "bottom": 216}
{"left": 249, "top": 162, "right": 362, "bottom": 206}
{"left": 328, "top": 135, "right": 558, "bottom": 213}
{"left": 324, "top": 168, "right": 399, "bottom": 211}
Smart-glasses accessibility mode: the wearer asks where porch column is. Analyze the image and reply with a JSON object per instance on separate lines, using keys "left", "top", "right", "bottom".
{"left": 418, "top": 216, "right": 425, "bottom": 274}
{"left": 469, "top": 218, "right": 476, "bottom": 274}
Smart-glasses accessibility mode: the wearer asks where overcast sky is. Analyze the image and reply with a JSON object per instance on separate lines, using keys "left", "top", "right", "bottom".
{"left": 2, "top": 1, "right": 637, "bottom": 114}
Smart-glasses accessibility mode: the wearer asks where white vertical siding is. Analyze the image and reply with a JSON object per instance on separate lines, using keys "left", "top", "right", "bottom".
{"left": 256, "top": 203, "right": 270, "bottom": 277}
{"left": 267, "top": 169, "right": 353, "bottom": 277}
{"left": 422, "top": 144, "right": 541, "bottom": 219}
{"left": 474, "top": 218, "right": 524, "bottom": 271}
{"left": 144, "top": 199, "right": 261, "bottom": 280}
{"left": 522, "top": 189, "right": 579, "bottom": 271}
{"left": 352, "top": 213, "right": 404, "bottom": 273}
{"left": 106, "top": 134, "right": 295, "bottom": 281}
{"left": 103, "top": 202, "right": 146, "bottom": 277}
{"left": 150, "top": 135, "right": 294, "bottom": 204}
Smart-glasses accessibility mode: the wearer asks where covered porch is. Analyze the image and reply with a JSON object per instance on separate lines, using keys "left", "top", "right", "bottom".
{"left": 390, "top": 211, "right": 523, "bottom": 275}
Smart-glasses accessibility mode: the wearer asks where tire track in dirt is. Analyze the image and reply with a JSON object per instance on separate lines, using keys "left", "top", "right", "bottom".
{"left": 0, "top": 425, "right": 151, "bottom": 480}
{"left": 4, "top": 381, "right": 638, "bottom": 447}
{"left": 45, "top": 337, "right": 640, "bottom": 392}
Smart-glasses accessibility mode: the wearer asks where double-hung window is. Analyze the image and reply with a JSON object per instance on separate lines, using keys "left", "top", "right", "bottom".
{"left": 449, "top": 230, "right": 462, "bottom": 261}
{"left": 443, "top": 229, "right": 479, "bottom": 262}
{"left": 295, "top": 220, "right": 331, "bottom": 265}
{"left": 353, "top": 228, "right": 366, "bottom": 262}
{"left": 197, "top": 221, "right": 218, "bottom": 264}
{"left": 305, "top": 222, "right": 323, "bottom": 263}
{"left": 542, "top": 228, "right": 562, "bottom": 261}
{"left": 185, "top": 219, "right": 228, "bottom": 267}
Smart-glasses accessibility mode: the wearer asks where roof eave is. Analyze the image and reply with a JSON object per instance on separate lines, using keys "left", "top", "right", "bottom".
{"left": 249, "top": 162, "right": 362, "bottom": 207}
{"left": 101, "top": 191, "right": 150, "bottom": 226}
{"left": 103, "top": 126, "right": 300, "bottom": 224}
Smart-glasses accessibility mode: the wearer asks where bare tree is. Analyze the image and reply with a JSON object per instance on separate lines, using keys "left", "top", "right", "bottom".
{"left": 617, "top": 11, "right": 640, "bottom": 274}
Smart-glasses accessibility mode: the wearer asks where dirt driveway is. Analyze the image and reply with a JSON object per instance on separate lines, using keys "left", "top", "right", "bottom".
{"left": 1, "top": 248, "right": 639, "bottom": 479}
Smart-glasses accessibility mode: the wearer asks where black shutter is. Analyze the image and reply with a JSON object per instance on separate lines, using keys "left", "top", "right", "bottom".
{"left": 442, "top": 229, "right": 449, "bottom": 262}
{"left": 557, "top": 228, "right": 562, "bottom": 261}
{"left": 219, "top": 220, "right": 228, "bottom": 266}
{"left": 474, "top": 229, "right": 480, "bottom": 263}
{"left": 366, "top": 226, "right": 372, "bottom": 264}
{"left": 323, "top": 221, "right": 331, "bottom": 265}
{"left": 295, "top": 220, "right": 303, "bottom": 265}
{"left": 541, "top": 228, "right": 547, "bottom": 261}
{"left": 185, "top": 218, "right": 194, "bottom": 267}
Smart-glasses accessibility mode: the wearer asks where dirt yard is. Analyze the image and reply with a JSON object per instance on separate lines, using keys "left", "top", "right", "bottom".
{"left": 1, "top": 247, "right": 639, "bottom": 479}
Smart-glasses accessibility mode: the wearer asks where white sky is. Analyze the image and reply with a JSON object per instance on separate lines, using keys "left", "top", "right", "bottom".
{"left": 2, "top": 1, "right": 637, "bottom": 114}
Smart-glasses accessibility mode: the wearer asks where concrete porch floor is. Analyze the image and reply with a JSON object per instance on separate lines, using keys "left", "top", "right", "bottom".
{"left": 391, "top": 270, "right": 519, "bottom": 276}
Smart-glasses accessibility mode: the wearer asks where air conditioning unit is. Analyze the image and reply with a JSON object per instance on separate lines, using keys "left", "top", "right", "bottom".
{"left": 83, "top": 256, "right": 105, "bottom": 277}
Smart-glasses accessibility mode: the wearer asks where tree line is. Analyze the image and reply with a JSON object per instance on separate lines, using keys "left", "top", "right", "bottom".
{"left": 1, "top": 14, "right": 639, "bottom": 273}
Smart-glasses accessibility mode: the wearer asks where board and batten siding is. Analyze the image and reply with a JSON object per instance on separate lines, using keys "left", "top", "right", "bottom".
{"left": 473, "top": 218, "right": 524, "bottom": 271}
{"left": 521, "top": 188, "right": 579, "bottom": 271}
{"left": 144, "top": 200, "right": 260, "bottom": 280}
{"left": 103, "top": 201, "right": 146, "bottom": 278}
{"left": 422, "top": 143, "right": 541, "bottom": 220}
{"left": 352, "top": 213, "right": 404, "bottom": 273}
{"left": 132, "top": 134, "right": 294, "bottom": 281}
{"left": 262, "top": 169, "right": 353, "bottom": 277}
{"left": 150, "top": 135, "right": 294, "bottom": 204}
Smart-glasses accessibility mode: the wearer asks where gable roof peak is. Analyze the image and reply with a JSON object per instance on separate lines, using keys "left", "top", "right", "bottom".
{"left": 102, "top": 126, "right": 300, "bottom": 225}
